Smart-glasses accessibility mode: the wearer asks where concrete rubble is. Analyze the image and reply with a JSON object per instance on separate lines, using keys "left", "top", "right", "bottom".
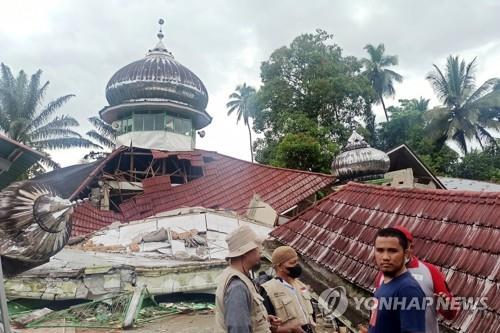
{"left": 5, "top": 207, "right": 272, "bottom": 301}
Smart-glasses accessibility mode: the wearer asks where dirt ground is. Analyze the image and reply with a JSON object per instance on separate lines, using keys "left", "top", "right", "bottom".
{"left": 14, "top": 312, "right": 214, "bottom": 333}
{"left": 13, "top": 312, "right": 350, "bottom": 333}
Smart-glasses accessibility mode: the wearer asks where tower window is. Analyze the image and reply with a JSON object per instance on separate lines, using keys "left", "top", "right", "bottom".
{"left": 117, "top": 112, "right": 192, "bottom": 135}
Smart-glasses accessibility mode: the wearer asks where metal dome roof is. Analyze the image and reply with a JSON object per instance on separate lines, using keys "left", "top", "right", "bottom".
{"left": 331, "top": 131, "right": 390, "bottom": 180}
{"left": 105, "top": 28, "right": 208, "bottom": 110}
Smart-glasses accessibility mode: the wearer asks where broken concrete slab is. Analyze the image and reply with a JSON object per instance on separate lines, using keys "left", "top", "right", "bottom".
{"left": 122, "top": 286, "right": 145, "bottom": 329}
{"left": 12, "top": 308, "right": 52, "bottom": 328}
{"left": 5, "top": 249, "right": 226, "bottom": 300}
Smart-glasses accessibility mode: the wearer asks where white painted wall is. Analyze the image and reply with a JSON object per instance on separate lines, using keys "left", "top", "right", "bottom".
{"left": 116, "top": 131, "right": 193, "bottom": 151}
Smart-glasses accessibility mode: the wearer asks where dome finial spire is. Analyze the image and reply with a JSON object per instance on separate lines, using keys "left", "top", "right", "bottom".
{"left": 148, "top": 18, "right": 172, "bottom": 56}
{"left": 157, "top": 18, "right": 165, "bottom": 41}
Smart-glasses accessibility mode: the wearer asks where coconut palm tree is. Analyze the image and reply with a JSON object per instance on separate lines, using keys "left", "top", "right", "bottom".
{"left": 412, "top": 97, "right": 430, "bottom": 112}
{"left": 399, "top": 97, "right": 430, "bottom": 113}
{"left": 0, "top": 63, "right": 99, "bottom": 168}
{"left": 362, "top": 44, "right": 403, "bottom": 121}
{"left": 425, "top": 56, "right": 500, "bottom": 153}
{"left": 226, "top": 83, "right": 257, "bottom": 162}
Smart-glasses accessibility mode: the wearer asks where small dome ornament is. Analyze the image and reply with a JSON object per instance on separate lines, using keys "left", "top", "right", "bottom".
{"left": 331, "top": 131, "right": 390, "bottom": 181}
{"left": 149, "top": 17, "right": 171, "bottom": 56}
{"left": 158, "top": 18, "right": 165, "bottom": 39}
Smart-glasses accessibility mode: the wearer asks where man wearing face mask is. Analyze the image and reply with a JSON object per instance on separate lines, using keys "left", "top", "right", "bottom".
{"left": 215, "top": 225, "right": 281, "bottom": 333}
{"left": 261, "top": 246, "right": 316, "bottom": 333}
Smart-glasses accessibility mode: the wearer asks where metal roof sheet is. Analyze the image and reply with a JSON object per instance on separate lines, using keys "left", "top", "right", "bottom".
{"left": 0, "top": 134, "right": 44, "bottom": 190}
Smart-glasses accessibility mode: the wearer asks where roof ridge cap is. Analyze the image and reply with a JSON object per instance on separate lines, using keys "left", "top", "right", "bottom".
{"left": 202, "top": 150, "right": 335, "bottom": 178}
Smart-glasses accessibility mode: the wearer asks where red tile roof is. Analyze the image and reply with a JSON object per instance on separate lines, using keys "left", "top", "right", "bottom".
{"left": 116, "top": 150, "right": 335, "bottom": 220}
{"left": 71, "top": 150, "right": 335, "bottom": 235}
{"left": 72, "top": 202, "right": 124, "bottom": 236}
{"left": 270, "top": 182, "right": 500, "bottom": 333}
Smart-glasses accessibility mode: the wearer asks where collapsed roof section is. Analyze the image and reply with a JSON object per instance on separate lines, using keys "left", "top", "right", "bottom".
{"left": 0, "top": 134, "right": 45, "bottom": 190}
{"left": 271, "top": 182, "right": 500, "bottom": 333}
{"left": 33, "top": 147, "right": 335, "bottom": 236}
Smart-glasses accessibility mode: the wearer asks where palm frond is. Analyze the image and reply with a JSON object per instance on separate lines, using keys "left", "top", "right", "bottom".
{"left": 0, "top": 63, "right": 16, "bottom": 90}
{"left": 15, "top": 71, "right": 28, "bottom": 109}
{"left": 226, "top": 100, "right": 241, "bottom": 108}
{"left": 0, "top": 87, "right": 20, "bottom": 121}
{"left": 462, "top": 56, "right": 477, "bottom": 94}
{"left": 451, "top": 130, "right": 468, "bottom": 154}
{"left": 381, "top": 54, "right": 398, "bottom": 67}
{"left": 227, "top": 104, "right": 240, "bottom": 116}
{"left": 228, "top": 92, "right": 241, "bottom": 100}
{"left": 29, "top": 128, "right": 82, "bottom": 141}
{"left": 88, "top": 116, "right": 116, "bottom": 139}
{"left": 383, "top": 78, "right": 396, "bottom": 97}
{"left": 364, "top": 44, "right": 383, "bottom": 63}
{"left": 426, "top": 64, "right": 451, "bottom": 106}
{"left": 24, "top": 74, "right": 49, "bottom": 119}
{"left": 413, "top": 97, "right": 430, "bottom": 112}
{"left": 466, "top": 78, "right": 500, "bottom": 105}
{"left": 237, "top": 108, "right": 243, "bottom": 123}
{"left": 475, "top": 125, "right": 496, "bottom": 148}
{"left": 39, "top": 155, "right": 61, "bottom": 170}
{"left": 424, "top": 107, "right": 450, "bottom": 140}
{"left": 35, "top": 115, "right": 80, "bottom": 131}
{"left": 385, "top": 69, "right": 403, "bottom": 83}
{"left": 472, "top": 89, "right": 500, "bottom": 113}
{"left": 86, "top": 130, "right": 115, "bottom": 149}
{"left": 32, "top": 137, "right": 102, "bottom": 150}
{"left": 28, "top": 94, "right": 75, "bottom": 131}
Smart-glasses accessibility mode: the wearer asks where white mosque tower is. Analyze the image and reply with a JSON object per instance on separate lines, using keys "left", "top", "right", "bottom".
{"left": 99, "top": 19, "right": 211, "bottom": 151}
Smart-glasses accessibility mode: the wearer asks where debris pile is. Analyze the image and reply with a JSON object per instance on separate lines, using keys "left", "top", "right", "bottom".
{"left": 71, "top": 227, "right": 208, "bottom": 260}
{"left": 11, "top": 286, "right": 215, "bottom": 330}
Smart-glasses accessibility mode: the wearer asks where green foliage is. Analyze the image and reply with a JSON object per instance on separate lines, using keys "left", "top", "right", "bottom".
{"left": 361, "top": 43, "right": 403, "bottom": 121}
{"left": 265, "top": 112, "right": 340, "bottom": 172}
{"left": 425, "top": 56, "right": 500, "bottom": 153}
{"left": 376, "top": 98, "right": 459, "bottom": 175}
{"left": 451, "top": 143, "right": 500, "bottom": 182}
{"left": 83, "top": 116, "right": 117, "bottom": 162}
{"left": 252, "top": 30, "right": 374, "bottom": 172}
{"left": 272, "top": 133, "right": 322, "bottom": 170}
{"left": 0, "top": 63, "right": 99, "bottom": 169}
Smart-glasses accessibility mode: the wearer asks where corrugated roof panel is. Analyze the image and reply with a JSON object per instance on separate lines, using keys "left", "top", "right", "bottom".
{"left": 0, "top": 134, "right": 44, "bottom": 190}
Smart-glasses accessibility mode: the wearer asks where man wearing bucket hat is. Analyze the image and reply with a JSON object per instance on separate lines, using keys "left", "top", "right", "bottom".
{"left": 215, "top": 225, "right": 281, "bottom": 333}
{"left": 261, "top": 246, "right": 316, "bottom": 333}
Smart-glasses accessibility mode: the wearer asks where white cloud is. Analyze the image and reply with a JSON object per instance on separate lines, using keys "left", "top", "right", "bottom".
{"left": 1, "top": 0, "right": 499, "bottom": 167}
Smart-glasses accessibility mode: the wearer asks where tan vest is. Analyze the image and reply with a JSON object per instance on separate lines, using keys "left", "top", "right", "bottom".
{"left": 261, "top": 278, "right": 314, "bottom": 326}
{"left": 215, "top": 267, "right": 271, "bottom": 333}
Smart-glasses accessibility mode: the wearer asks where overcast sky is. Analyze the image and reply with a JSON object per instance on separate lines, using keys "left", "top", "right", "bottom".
{"left": 1, "top": 0, "right": 500, "bottom": 166}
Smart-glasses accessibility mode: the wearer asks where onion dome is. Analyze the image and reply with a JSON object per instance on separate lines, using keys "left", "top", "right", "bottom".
{"left": 104, "top": 20, "right": 209, "bottom": 113}
{"left": 331, "top": 131, "right": 390, "bottom": 180}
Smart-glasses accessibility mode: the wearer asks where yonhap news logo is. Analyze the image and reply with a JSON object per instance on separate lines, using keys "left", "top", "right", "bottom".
{"left": 318, "top": 286, "right": 487, "bottom": 315}
{"left": 318, "top": 286, "right": 349, "bottom": 317}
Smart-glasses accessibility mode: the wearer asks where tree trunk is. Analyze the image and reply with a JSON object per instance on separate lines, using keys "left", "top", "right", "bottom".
{"left": 380, "top": 94, "right": 389, "bottom": 122}
{"left": 247, "top": 122, "right": 254, "bottom": 163}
